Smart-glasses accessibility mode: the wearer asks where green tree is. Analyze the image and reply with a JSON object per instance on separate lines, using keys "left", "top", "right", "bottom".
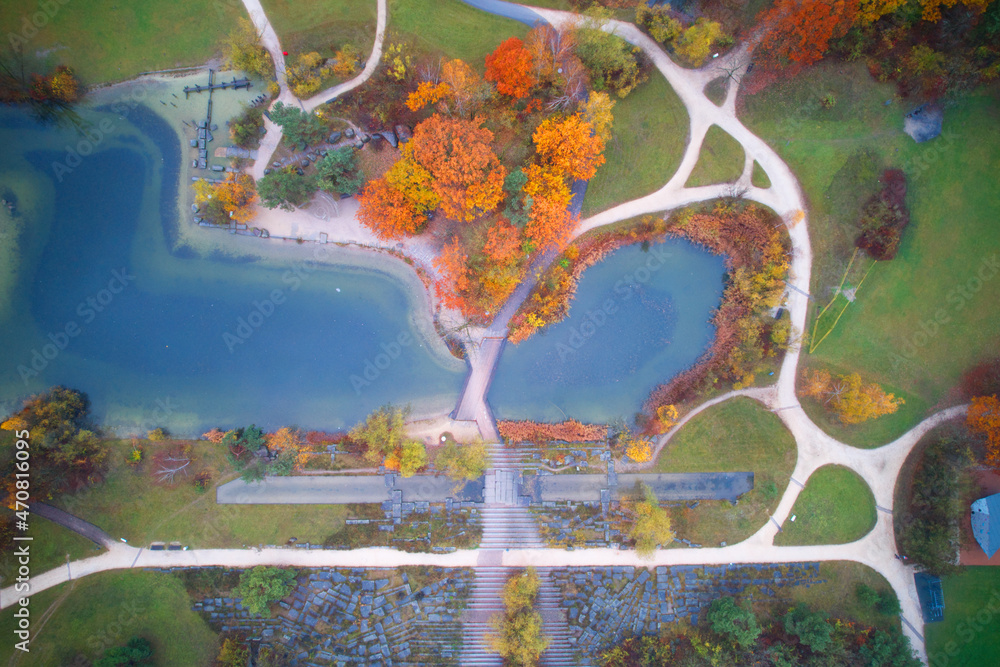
{"left": 575, "top": 11, "right": 645, "bottom": 97}
{"left": 784, "top": 604, "right": 833, "bottom": 653}
{"left": 235, "top": 566, "right": 297, "bottom": 616}
{"left": 94, "top": 636, "right": 154, "bottom": 667}
{"left": 436, "top": 442, "right": 489, "bottom": 481}
{"left": 350, "top": 405, "right": 411, "bottom": 466}
{"left": 316, "top": 146, "right": 363, "bottom": 196}
{"left": 223, "top": 18, "right": 273, "bottom": 78}
{"left": 859, "top": 627, "right": 921, "bottom": 667}
{"left": 399, "top": 440, "right": 427, "bottom": 477}
{"left": 230, "top": 105, "right": 265, "bottom": 149}
{"left": 706, "top": 596, "right": 761, "bottom": 649}
{"left": 269, "top": 102, "right": 327, "bottom": 147}
{"left": 627, "top": 483, "right": 674, "bottom": 558}
{"left": 257, "top": 167, "right": 319, "bottom": 210}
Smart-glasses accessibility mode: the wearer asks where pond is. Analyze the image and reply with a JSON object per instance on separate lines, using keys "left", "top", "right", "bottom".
{"left": 0, "top": 102, "right": 465, "bottom": 436}
{"left": 489, "top": 239, "right": 725, "bottom": 423}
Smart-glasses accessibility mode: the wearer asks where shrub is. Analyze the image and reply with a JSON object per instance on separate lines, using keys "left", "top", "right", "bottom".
{"left": 856, "top": 169, "right": 909, "bottom": 260}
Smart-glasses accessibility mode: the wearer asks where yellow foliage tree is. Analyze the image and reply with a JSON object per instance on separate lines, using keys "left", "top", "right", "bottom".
{"left": 385, "top": 144, "right": 440, "bottom": 213}
{"left": 214, "top": 173, "right": 258, "bottom": 224}
{"left": 656, "top": 404, "right": 679, "bottom": 432}
{"left": 441, "top": 59, "right": 484, "bottom": 116}
{"left": 831, "top": 372, "right": 904, "bottom": 424}
{"left": 968, "top": 395, "right": 1000, "bottom": 468}
{"left": 673, "top": 18, "right": 724, "bottom": 67}
{"left": 332, "top": 43, "right": 361, "bottom": 78}
{"left": 383, "top": 42, "right": 412, "bottom": 82}
{"left": 405, "top": 81, "right": 452, "bottom": 112}
{"left": 582, "top": 91, "right": 615, "bottom": 143}
{"left": 625, "top": 438, "right": 653, "bottom": 463}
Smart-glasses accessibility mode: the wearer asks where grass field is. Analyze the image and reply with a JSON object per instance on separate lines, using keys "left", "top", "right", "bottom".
{"left": 925, "top": 567, "right": 1000, "bottom": 667}
{"left": 390, "top": 0, "right": 529, "bottom": 65}
{"left": 742, "top": 63, "right": 1000, "bottom": 444}
{"left": 751, "top": 161, "right": 770, "bottom": 188}
{"left": 582, "top": 70, "right": 689, "bottom": 217}
{"left": 0, "top": 0, "right": 246, "bottom": 85}
{"left": 783, "top": 561, "right": 901, "bottom": 630}
{"left": 776, "top": 465, "right": 876, "bottom": 545}
{"left": 655, "top": 397, "right": 796, "bottom": 546}
{"left": 261, "top": 0, "right": 377, "bottom": 63}
{"left": 52, "top": 439, "right": 347, "bottom": 548}
{"left": 0, "top": 515, "right": 103, "bottom": 583}
{"left": 686, "top": 125, "right": 745, "bottom": 186}
{"left": 0, "top": 570, "right": 217, "bottom": 666}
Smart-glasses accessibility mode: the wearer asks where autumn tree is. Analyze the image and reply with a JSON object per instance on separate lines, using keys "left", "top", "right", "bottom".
{"left": 525, "top": 24, "right": 577, "bottom": 85}
{"left": 625, "top": 483, "right": 674, "bottom": 558}
{"left": 485, "top": 37, "right": 537, "bottom": 99}
{"left": 286, "top": 51, "right": 324, "bottom": 97}
{"left": 214, "top": 173, "right": 258, "bottom": 223}
{"left": 405, "top": 81, "right": 451, "bottom": 111}
{"left": 48, "top": 66, "right": 80, "bottom": 103}
{"left": 484, "top": 218, "right": 523, "bottom": 263}
{"left": 399, "top": 440, "right": 428, "bottom": 477}
{"left": 440, "top": 59, "right": 486, "bottom": 117}
{"left": 332, "top": 43, "right": 361, "bottom": 78}
{"left": 832, "top": 372, "right": 904, "bottom": 424}
{"left": 436, "top": 442, "right": 489, "bottom": 480}
{"left": 756, "top": 0, "right": 857, "bottom": 68}
{"left": 968, "top": 395, "right": 1000, "bottom": 468}
{"left": 532, "top": 114, "right": 606, "bottom": 180}
{"left": 673, "top": 19, "right": 725, "bottom": 67}
{"left": 433, "top": 238, "right": 472, "bottom": 312}
{"left": 489, "top": 569, "right": 550, "bottom": 666}
{"left": 410, "top": 115, "right": 506, "bottom": 222}
{"left": 575, "top": 11, "right": 645, "bottom": 97}
{"left": 356, "top": 178, "right": 424, "bottom": 240}
{"left": 223, "top": 18, "right": 273, "bottom": 78}
{"left": 582, "top": 91, "right": 615, "bottom": 143}
{"left": 384, "top": 143, "right": 440, "bottom": 213}
{"left": 522, "top": 165, "right": 576, "bottom": 253}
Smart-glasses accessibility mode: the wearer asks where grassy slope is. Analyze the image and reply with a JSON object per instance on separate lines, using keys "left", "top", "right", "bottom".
{"left": 390, "top": 0, "right": 528, "bottom": 65}
{"left": 582, "top": 71, "right": 689, "bottom": 217}
{"left": 742, "top": 63, "right": 1000, "bottom": 443}
{"left": 655, "top": 397, "right": 796, "bottom": 546}
{"left": 0, "top": 0, "right": 246, "bottom": 85}
{"left": 776, "top": 465, "right": 876, "bottom": 545}
{"left": 686, "top": 124, "right": 745, "bottom": 186}
{"left": 925, "top": 567, "right": 1000, "bottom": 666}
{"left": 785, "top": 562, "right": 901, "bottom": 630}
{"left": 0, "top": 570, "right": 217, "bottom": 666}
{"left": 261, "top": 0, "right": 377, "bottom": 59}
{"left": 53, "top": 440, "right": 346, "bottom": 548}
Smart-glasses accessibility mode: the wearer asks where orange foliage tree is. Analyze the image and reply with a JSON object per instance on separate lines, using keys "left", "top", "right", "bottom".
{"left": 757, "top": 0, "right": 857, "bottom": 68}
{"left": 405, "top": 81, "right": 451, "bottom": 111}
{"left": 524, "top": 24, "right": 578, "bottom": 85}
{"left": 968, "top": 395, "right": 1000, "bottom": 468}
{"left": 441, "top": 59, "right": 485, "bottom": 117}
{"left": 832, "top": 372, "right": 904, "bottom": 424}
{"left": 215, "top": 173, "right": 258, "bottom": 223}
{"left": 410, "top": 115, "right": 506, "bottom": 222}
{"left": 532, "top": 114, "right": 606, "bottom": 180}
{"left": 485, "top": 37, "right": 537, "bottom": 99}
{"left": 521, "top": 164, "right": 575, "bottom": 253}
{"left": 356, "top": 178, "right": 425, "bottom": 240}
{"left": 433, "top": 238, "right": 472, "bottom": 312}
{"left": 484, "top": 218, "right": 523, "bottom": 263}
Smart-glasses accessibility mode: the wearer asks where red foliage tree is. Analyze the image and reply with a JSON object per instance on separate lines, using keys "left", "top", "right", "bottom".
{"left": 756, "top": 0, "right": 858, "bottom": 68}
{"left": 356, "top": 178, "right": 424, "bottom": 240}
{"left": 485, "top": 37, "right": 537, "bottom": 99}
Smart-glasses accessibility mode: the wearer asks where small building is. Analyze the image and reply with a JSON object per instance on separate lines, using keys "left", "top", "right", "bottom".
{"left": 971, "top": 492, "right": 1000, "bottom": 558}
{"left": 914, "top": 572, "right": 945, "bottom": 623}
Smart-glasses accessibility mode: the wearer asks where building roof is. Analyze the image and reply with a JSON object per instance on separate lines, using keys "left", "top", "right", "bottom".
{"left": 971, "top": 492, "right": 1000, "bottom": 558}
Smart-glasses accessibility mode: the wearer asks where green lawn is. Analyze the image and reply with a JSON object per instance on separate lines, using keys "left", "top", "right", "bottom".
{"left": 53, "top": 440, "right": 347, "bottom": 548}
{"left": 0, "top": 0, "right": 246, "bottom": 85}
{"left": 582, "top": 70, "right": 689, "bottom": 217}
{"left": 686, "top": 124, "right": 745, "bottom": 186}
{"left": 926, "top": 567, "right": 1000, "bottom": 667}
{"left": 0, "top": 515, "right": 103, "bottom": 583}
{"left": 782, "top": 561, "right": 901, "bottom": 630}
{"left": 261, "top": 0, "right": 377, "bottom": 61}
{"left": 390, "top": 0, "right": 529, "bottom": 65}
{"left": 776, "top": 465, "right": 876, "bottom": 545}
{"left": 743, "top": 63, "right": 1000, "bottom": 443}
{"left": 0, "top": 570, "right": 217, "bottom": 666}
{"left": 751, "top": 161, "right": 770, "bottom": 188}
{"left": 655, "top": 397, "right": 796, "bottom": 546}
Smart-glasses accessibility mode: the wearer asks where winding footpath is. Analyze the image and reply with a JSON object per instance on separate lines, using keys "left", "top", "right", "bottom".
{"left": 0, "top": 3, "right": 970, "bottom": 665}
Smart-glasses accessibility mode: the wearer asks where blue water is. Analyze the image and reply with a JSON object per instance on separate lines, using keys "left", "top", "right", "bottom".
{"left": 0, "top": 106, "right": 464, "bottom": 435}
{"left": 490, "top": 240, "right": 725, "bottom": 423}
